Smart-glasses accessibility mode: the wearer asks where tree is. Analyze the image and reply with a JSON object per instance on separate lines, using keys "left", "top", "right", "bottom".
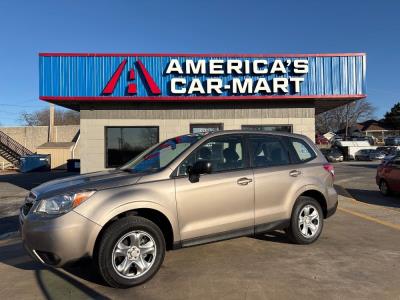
{"left": 315, "top": 99, "right": 375, "bottom": 134}
{"left": 20, "top": 108, "right": 79, "bottom": 126}
{"left": 383, "top": 102, "right": 400, "bottom": 129}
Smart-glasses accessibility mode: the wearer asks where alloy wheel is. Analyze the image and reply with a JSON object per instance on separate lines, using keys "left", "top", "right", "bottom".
{"left": 298, "top": 205, "right": 320, "bottom": 238}
{"left": 112, "top": 230, "right": 157, "bottom": 279}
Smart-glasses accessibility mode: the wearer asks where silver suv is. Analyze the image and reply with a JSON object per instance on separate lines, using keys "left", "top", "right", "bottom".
{"left": 20, "top": 131, "right": 338, "bottom": 288}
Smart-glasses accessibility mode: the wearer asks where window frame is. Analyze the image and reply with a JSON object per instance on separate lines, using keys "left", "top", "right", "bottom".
{"left": 104, "top": 126, "right": 159, "bottom": 169}
{"left": 171, "top": 133, "right": 250, "bottom": 178}
{"left": 246, "top": 133, "right": 293, "bottom": 169}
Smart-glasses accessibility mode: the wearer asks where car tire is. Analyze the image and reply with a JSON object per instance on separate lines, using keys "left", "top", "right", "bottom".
{"left": 286, "top": 196, "right": 324, "bottom": 245}
{"left": 96, "top": 216, "right": 166, "bottom": 288}
{"left": 379, "top": 180, "right": 391, "bottom": 196}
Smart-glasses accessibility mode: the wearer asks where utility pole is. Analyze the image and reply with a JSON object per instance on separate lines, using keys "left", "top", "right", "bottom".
{"left": 345, "top": 104, "right": 349, "bottom": 139}
{"left": 49, "top": 103, "right": 55, "bottom": 142}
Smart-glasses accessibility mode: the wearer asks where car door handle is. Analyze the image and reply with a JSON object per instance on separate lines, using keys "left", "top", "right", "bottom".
{"left": 289, "top": 170, "right": 302, "bottom": 177}
{"left": 237, "top": 177, "right": 253, "bottom": 185}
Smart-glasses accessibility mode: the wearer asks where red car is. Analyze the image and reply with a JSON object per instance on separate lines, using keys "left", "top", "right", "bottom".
{"left": 376, "top": 158, "right": 400, "bottom": 195}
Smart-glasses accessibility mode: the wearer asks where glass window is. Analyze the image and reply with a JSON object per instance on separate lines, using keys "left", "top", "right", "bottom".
{"left": 190, "top": 123, "right": 223, "bottom": 134}
{"left": 121, "top": 134, "right": 204, "bottom": 173}
{"left": 106, "top": 127, "right": 159, "bottom": 168}
{"left": 242, "top": 125, "right": 292, "bottom": 133}
{"left": 249, "top": 135, "right": 290, "bottom": 167}
{"left": 290, "top": 138, "right": 316, "bottom": 163}
{"left": 177, "top": 135, "right": 244, "bottom": 176}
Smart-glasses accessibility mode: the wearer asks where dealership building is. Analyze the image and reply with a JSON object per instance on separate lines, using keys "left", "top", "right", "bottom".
{"left": 39, "top": 53, "right": 366, "bottom": 173}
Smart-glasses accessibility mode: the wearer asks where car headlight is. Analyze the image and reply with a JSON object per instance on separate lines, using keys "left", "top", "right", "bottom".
{"left": 35, "top": 191, "right": 95, "bottom": 215}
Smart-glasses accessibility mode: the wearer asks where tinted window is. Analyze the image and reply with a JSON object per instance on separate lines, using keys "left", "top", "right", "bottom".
{"left": 290, "top": 138, "right": 316, "bottom": 162}
{"left": 249, "top": 135, "right": 290, "bottom": 167}
{"left": 177, "top": 135, "right": 244, "bottom": 176}
{"left": 106, "top": 127, "right": 159, "bottom": 168}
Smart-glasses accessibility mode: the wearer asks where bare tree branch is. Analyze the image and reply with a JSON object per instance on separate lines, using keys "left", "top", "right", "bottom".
{"left": 316, "top": 100, "right": 375, "bottom": 134}
{"left": 20, "top": 108, "right": 79, "bottom": 126}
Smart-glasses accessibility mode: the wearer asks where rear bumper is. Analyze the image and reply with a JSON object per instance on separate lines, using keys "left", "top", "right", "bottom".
{"left": 326, "top": 199, "right": 338, "bottom": 218}
{"left": 325, "top": 186, "right": 338, "bottom": 218}
{"left": 20, "top": 210, "right": 102, "bottom": 267}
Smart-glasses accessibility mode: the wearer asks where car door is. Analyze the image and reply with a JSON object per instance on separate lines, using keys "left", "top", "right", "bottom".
{"left": 387, "top": 159, "right": 400, "bottom": 191}
{"left": 174, "top": 134, "right": 254, "bottom": 245}
{"left": 247, "top": 134, "right": 297, "bottom": 233}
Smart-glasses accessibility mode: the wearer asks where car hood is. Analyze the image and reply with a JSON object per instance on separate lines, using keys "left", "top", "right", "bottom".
{"left": 31, "top": 170, "right": 142, "bottom": 200}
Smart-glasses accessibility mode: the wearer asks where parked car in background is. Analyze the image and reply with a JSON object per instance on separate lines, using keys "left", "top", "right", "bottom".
{"left": 376, "top": 146, "right": 397, "bottom": 156}
{"left": 376, "top": 157, "right": 400, "bottom": 195}
{"left": 355, "top": 149, "right": 384, "bottom": 161}
{"left": 374, "top": 151, "right": 386, "bottom": 160}
{"left": 382, "top": 150, "right": 400, "bottom": 164}
{"left": 20, "top": 131, "right": 338, "bottom": 288}
{"left": 385, "top": 137, "right": 400, "bottom": 146}
{"left": 320, "top": 148, "right": 344, "bottom": 162}
{"left": 315, "top": 134, "right": 329, "bottom": 145}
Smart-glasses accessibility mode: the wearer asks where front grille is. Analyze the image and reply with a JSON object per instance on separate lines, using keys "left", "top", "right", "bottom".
{"left": 22, "top": 192, "right": 37, "bottom": 216}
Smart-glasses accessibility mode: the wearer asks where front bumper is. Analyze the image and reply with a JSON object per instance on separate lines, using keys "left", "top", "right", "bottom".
{"left": 20, "top": 209, "right": 102, "bottom": 267}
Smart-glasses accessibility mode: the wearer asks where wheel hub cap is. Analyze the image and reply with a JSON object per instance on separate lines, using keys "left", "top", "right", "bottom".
{"left": 127, "top": 246, "right": 140, "bottom": 260}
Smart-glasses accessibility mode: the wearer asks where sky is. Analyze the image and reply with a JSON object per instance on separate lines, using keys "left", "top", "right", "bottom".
{"left": 0, "top": 0, "right": 399, "bottom": 126}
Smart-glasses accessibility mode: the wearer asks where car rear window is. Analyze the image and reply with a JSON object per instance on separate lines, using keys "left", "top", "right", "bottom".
{"left": 289, "top": 138, "right": 316, "bottom": 163}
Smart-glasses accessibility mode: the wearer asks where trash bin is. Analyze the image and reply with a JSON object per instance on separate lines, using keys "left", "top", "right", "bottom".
{"left": 20, "top": 154, "right": 51, "bottom": 173}
{"left": 67, "top": 159, "right": 80, "bottom": 172}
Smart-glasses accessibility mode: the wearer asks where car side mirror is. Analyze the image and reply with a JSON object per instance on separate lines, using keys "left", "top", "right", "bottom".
{"left": 187, "top": 161, "right": 212, "bottom": 183}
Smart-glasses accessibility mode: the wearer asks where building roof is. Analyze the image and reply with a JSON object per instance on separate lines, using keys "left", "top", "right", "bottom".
{"left": 37, "top": 142, "right": 75, "bottom": 149}
{"left": 336, "top": 120, "right": 393, "bottom": 134}
{"left": 358, "top": 120, "right": 393, "bottom": 131}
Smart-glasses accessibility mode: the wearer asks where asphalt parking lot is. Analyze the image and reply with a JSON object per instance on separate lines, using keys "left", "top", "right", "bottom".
{"left": 0, "top": 163, "right": 399, "bottom": 299}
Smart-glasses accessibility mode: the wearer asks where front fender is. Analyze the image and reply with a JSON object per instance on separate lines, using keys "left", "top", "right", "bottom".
{"left": 74, "top": 179, "right": 180, "bottom": 243}
{"left": 100, "top": 200, "right": 180, "bottom": 242}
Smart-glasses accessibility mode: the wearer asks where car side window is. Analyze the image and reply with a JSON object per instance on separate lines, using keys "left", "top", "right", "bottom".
{"left": 177, "top": 135, "right": 244, "bottom": 176}
{"left": 289, "top": 138, "right": 316, "bottom": 163}
{"left": 249, "top": 135, "right": 290, "bottom": 167}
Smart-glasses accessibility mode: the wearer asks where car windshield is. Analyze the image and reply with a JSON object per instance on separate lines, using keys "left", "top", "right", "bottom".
{"left": 120, "top": 134, "right": 204, "bottom": 173}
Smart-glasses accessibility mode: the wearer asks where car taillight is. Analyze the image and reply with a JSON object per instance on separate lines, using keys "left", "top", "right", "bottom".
{"left": 323, "top": 163, "right": 335, "bottom": 179}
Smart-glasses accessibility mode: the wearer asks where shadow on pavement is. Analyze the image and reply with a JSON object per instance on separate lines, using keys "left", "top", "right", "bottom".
{"left": 0, "top": 171, "right": 76, "bottom": 191}
{"left": 0, "top": 239, "right": 110, "bottom": 299}
{"left": 0, "top": 215, "right": 19, "bottom": 236}
{"left": 334, "top": 184, "right": 349, "bottom": 197}
{"left": 346, "top": 188, "right": 400, "bottom": 209}
{"left": 254, "top": 230, "right": 290, "bottom": 244}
